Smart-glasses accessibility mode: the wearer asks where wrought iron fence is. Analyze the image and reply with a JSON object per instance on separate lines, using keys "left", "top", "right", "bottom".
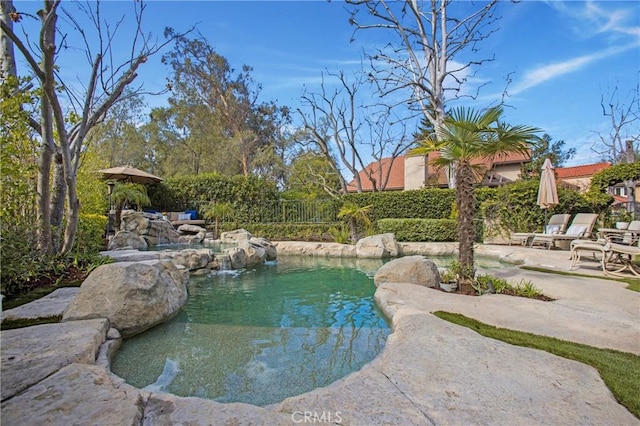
{"left": 249, "top": 200, "right": 339, "bottom": 224}
{"left": 170, "top": 199, "right": 339, "bottom": 224}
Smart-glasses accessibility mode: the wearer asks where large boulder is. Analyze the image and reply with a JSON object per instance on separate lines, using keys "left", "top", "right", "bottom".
{"left": 224, "top": 247, "right": 247, "bottom": 269}
{"left": 356, "top": 233, "right": 399, "bottom": 258}
{"left": 107, "top": 231, "right": 148, "bottom": 251}
{"left": 160, "top": 249, "right": 211, "bottom": 271}
{"left": 240, "top": 242, "right": 267, "bottom": 267}
{"left": 62, "top": 260, "right": 188, "bottom": 338}
{"left": 116, "top": 211, "right": 182, "bottom": 247}
{"left": 220, "top": 229, "right": 252, "bottom": 245}
{"left": 249, "top": 237, "right": 277, "bottom": 261}
{"left": 177, "top": 224, "right": 207, "bottom": 244}
{"left": 373, "top": 255, "right": 441, "bottom": 288}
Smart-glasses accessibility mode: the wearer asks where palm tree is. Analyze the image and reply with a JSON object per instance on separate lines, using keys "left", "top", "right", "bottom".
{"left": 412, "top": 106, "right": 540, "bottom": 288}
{"left": 202, "top": 202, "right": 234, "bottom": 239}
{"left": 111, "top": 183, "right": 151, "bottom": 228}
{"left": 338, "top": 202, "right": 373, "bottom": 243}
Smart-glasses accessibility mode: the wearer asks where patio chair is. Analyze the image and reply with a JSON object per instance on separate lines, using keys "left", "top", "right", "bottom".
{"left": 509, "top": 214, "right": 571, "bottom": 246}
{"left": 570, "top": 238, "right": 640, "bottom": 277}
{"left": 530, "top": 213, "right": 599, "bottom": 250}
{"left": 597, "top": 220, "right": 640, "bottom": 246}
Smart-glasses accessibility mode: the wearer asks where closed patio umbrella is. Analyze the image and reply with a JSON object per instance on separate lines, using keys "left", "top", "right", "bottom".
{"left": 537, "top": 158, "right": 559, "bottom": 223}
{"left": 98, "top": 165, "right": 163, "bottom": 184}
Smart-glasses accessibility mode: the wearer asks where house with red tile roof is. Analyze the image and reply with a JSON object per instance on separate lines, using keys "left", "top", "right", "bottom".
{"left": 347, "top": 154, "right": 614, "bottom": 194}
{"left": 555, "top": 162, "right": 611, "bottom": 193}
{"left": 346, "top": 151, "right": 531, "bottom": 192}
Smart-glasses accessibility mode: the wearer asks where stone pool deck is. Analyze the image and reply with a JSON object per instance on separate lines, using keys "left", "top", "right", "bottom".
{"left": 1, "top": 243, "right": 639, "bottom": 425}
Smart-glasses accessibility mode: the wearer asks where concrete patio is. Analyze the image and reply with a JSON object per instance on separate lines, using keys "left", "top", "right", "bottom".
{"left": 1, "top": 243, "right": 639, "bottom": 425}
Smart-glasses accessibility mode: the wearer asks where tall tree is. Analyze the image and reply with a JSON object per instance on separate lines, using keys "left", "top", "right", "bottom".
{"left": 347, "top": 0, "right": 501, "bottom": 187}
{"left": 521, "top": 134, "right": 576, "bottom": 179}
{"left": 0, "top": 0, "right": 16, "bottom": 79}
{"left": 1, "top": 0, "right": 187, "bottom": 256}
{"left": 412, "top": 106, "right": 540, "bottom": 287}
{"left": 591, "top": 77, "right": 639, "bottom": 164}
{"left": 297, "top": 70, "right": 411, "bottom": 194}
{"left": 284, "top": 150, "right": 342, "bottom": 199}
{"left": 161, "top": 30, "right": 290, "bottom": 177}
{"left": 87, "top": 90, "right": 148, "bottom": 168}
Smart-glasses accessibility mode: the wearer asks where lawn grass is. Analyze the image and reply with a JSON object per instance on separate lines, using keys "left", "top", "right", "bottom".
{"left": 434, "top": 311, "right": 640, "bottom": 419}
{"left": 521, "top": 265, "right": 640, "bottom": 292}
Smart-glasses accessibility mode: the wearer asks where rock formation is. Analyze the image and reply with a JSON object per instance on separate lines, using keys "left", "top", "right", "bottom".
{"left": 373, "top": 255, "right": 440, "bottom": 288}
{"left": 62, "top": 260, "right": 188, "bottom": 338}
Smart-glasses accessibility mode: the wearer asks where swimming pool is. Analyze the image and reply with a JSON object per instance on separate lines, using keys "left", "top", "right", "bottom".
{"left": 110, "top": 256, "right": 390, "bottom": 406}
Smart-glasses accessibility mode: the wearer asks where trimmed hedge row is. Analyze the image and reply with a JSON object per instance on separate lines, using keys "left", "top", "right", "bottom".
{"left": 377, "top": 218, "right": 458, "bottom": 242}
{"left": 145, "top": 173, "right": 613, "bottom": 243}
{"left": 342, "top": 189, "right": 456, "bottom": 221}
{"left": 221, "top": 222, "right": 339, "bottom": 242}
{"left": 147, "top": 173, "right": 279, "bottom": 223}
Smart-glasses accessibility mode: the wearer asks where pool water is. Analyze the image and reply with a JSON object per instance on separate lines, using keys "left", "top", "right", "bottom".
{"left": 110, "top": 256, "right": 390, "bottom": 406}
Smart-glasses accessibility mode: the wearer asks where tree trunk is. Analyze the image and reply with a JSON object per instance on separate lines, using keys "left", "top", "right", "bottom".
{"left": 349, "top": 217, "right": 358, "bottom": 244}
{"left": 60, "top": 173, "right": 80, "bottom": 255}
{"left": 0, "top": 0, "right": 16, "bottom": 80}
{"left": 50, "top": 151, "right": 66, "bottom": 252}
{"left": 36, "top": 140, "right": 53, "bottom": 255}
{"left": 456, "top": 161, "right": 475, "bottom": 286}
{"left": 36, "top": 92, "right": 56, "bottom": 254}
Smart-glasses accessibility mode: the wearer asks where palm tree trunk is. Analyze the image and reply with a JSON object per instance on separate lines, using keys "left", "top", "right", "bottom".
{"left": 456, "top": 162, "right": 476, "bottom": 288}
{"left": 349, "top": 218, "right": 358, "bottom": 244}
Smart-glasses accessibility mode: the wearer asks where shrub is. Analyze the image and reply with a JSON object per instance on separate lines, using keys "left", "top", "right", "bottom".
{"left": 221, "top": 222, "right": 338, "bottom": 242}
{"left": 147, "top": 173, "right": 280, "bottom": 222}
{"left": 377, "top": 218, "right": 457, "bottom": 242}
{"left": 328, "top": 225, "right": 350, "bottom": 244}
{"left": 480, "top": 179, "right": 612, "bottom": 234}
{"left": 342, "top": 189, "right": 456, "bottom": 221}
{"left": 70, "top": 214, "right": 108, "bottom": 262}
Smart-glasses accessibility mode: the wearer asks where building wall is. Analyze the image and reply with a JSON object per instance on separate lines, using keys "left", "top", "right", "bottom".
{"left": 404, "top": 155, "right": 427, "bottom": 190}
{"left": 561, "top": 177, "right": 592, "bottom": 193}
{"left": 493, "top": 163, "right": 522, "bottom": 182}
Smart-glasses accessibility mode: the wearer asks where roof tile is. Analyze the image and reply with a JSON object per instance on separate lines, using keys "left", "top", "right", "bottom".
{"left": 555, "top": 162, "right": 611, "bottom": 179}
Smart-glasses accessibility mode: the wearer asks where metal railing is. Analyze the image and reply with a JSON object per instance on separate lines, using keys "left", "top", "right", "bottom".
{"left": 248, "top": 200, "right": 339, "bottom": 224}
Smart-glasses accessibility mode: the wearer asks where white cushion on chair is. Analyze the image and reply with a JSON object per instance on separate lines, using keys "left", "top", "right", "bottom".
{"left": 545, "top": 225, "right": 561, "bottom": 234}
{"left": 565, "top": 225, "right": 586, "bottom": 236}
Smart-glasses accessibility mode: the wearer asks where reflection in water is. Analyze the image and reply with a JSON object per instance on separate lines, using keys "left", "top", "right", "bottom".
{"left": 111, "top": 256, "right": 390, "bottom": 406}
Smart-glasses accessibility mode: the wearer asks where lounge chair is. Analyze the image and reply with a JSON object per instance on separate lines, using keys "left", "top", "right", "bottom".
{"left": 530, "top": 213, "right": 599, "bottom": 250}
{"left": 597, "top": 220, "right": 640, "bottom": 246}
{"left": 509, "top": 214, "right": 571, "bottom": 246}
{"left": 570, "top": 238, "right": 640, "bottom": 277}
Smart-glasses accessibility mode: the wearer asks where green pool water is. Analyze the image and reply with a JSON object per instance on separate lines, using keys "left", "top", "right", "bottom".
{"left": 110, "top": 256, "right": 391, "bottom": 406}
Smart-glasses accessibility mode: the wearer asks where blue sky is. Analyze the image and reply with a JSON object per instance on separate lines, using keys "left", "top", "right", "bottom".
{"left": 11, "top": 1, "right": 640, "bottom": 167}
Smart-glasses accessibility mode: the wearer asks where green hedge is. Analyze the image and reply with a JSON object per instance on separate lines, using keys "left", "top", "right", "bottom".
{"left": 590, "top": 162, "right": 640, "bottom": 192}
{"left": 480, "top": 179, "right": 612, "bottom": 234}
{"left": 147, "top": 173, "right": 280, "bottom": 222}
{"left": 377, "top": 218, "right": 457, "bottom": 242}
{"left": 342, "top": 189, "right": 456, "bottom": 221}
{"left": 221, "top": 222, "right": 338, "bottom": 242}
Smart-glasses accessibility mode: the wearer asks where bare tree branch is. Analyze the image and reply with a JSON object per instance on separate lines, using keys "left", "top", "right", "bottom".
{"left": 297, "top": 69, "right": 410, "bottom": 194}
{"left": 590, "top": 75, "right": 640, "bottom": 164}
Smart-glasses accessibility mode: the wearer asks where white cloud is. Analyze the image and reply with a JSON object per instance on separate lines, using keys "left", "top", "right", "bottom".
{"left": 508, "top": 42, "right": 637, "bottom": 96}
{"left": 548, "top": 0, "right": 640, "bottom": 39}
